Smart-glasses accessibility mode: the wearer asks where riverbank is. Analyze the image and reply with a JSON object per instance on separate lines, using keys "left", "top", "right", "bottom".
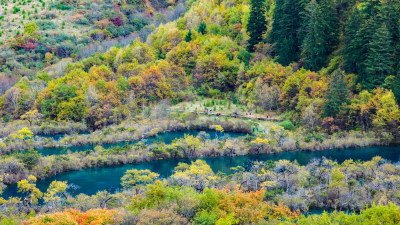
{"left": 0, "top": 120, "right": 88, "bottom": 138}
{"left": 0, "top": 128, "right": 383, "bottom": 186}
{"left": 3, "top": 151, "right": 400, "bottom": 219}
{"left": 0, "top": 116, "right": 252, "bottom": 155}
{"left": 28, "top": 130, "right": 247, "bottom": 156}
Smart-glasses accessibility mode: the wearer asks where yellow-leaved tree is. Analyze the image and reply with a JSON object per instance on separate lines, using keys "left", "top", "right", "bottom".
{"left": 211, "top": 125, "right": 224, "bottom": 139}
{"left": 44, "top": 181, "right": 68, "bottom": 211}
{"left": 121, "top": 169, "right": 160, "bottom": 194}
{"left": 171, "top": 160, "right": 217, "bottom": 192}
{"left": 17, "top": 175, "right": 43, "bottom": 207}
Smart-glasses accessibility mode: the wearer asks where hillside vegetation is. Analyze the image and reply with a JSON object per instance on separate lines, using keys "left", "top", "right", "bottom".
{"left": 0, "top": 0, "right": 187, "bottom": 78}
{"left": 0, "top": 0, "right": 399, "bottom": 136}
{"left": 0, "top": 0, "right": 400, "bottom": 223}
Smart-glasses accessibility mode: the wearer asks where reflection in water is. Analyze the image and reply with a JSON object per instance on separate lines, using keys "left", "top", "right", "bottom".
{"left": 4, "top": 144, "right": 400, "bottom": 200}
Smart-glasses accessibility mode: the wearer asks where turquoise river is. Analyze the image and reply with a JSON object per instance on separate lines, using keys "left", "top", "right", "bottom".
{"left": 3, "top": 131, "right": 400, "bottom": 202}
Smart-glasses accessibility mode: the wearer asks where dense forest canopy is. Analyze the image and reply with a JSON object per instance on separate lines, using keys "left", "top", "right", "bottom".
{"left": 0, "top": 0, "right": 398, "bottom": 135}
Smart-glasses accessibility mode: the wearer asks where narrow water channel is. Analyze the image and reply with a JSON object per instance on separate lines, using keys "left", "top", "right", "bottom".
{"left": 3, "top": 145, "right": 400, "bottom": 199}
{"left": 31, "top": 130, "right": 247, "bottom": 156}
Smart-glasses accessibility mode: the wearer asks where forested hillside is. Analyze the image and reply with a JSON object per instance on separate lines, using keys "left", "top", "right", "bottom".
{"left": 0, "top": 0, "right": 400, "bottom": 224}
{"left": 0, "top": 0, "right": 399, "bottom": 135}
{"left": 0, "top": 0, "right": 187, "bottom": 81}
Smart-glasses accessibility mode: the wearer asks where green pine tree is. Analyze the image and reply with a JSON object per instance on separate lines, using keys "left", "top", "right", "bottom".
{"left": 301, "top": 0, "right": 322, "bottom": 71}
{"left": 363, "top": 23, "right": 394, "bottom": 90}
{"left": 247, "top": 0, "right": 268, "bottom": 52}
{"left": 393, "top": 73, "right": 400, "bottom": 102}
{"left": 380, "top": 0, "right": 400, "bottom": 74}
{"left": 198, "top": 21, "right": 207, "bottom": 35}
{"left": 270, "top": 0, "right": 308, "bottom": 66}
{"left": 344, "top": 2, "right": 398, "bottom": 90}
{"left": 343, "top": 1, "right": 382, "bottom": 77}
{"left": 185, "top": 29, "right": 192, "bottom": 42}
{"left": 352, "top": 18, "right": 378, "bottom": 86}
{"left": 302, "top": 0, "right": 339, "bottom": 71}
{"left": 343, "top": 7, "right": 363, "bottom": 74}
{"left": 323, "top": 70, "right": 350, "bottom": 118}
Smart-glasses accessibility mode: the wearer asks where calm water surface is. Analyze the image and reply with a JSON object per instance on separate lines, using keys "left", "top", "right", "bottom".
{"left": 3, "top": 142, "right": 400, "bottom": 199}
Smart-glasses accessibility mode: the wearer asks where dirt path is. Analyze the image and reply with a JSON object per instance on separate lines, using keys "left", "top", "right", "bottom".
{"left": 171, "top": 109, "right": 282, "bottom": 122}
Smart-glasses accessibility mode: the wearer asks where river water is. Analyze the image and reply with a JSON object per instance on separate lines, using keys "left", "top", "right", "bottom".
{"left": 3, "top": 132, "right": 400, "bottom": 200}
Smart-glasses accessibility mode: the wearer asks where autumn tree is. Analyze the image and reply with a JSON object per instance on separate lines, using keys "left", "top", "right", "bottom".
{"left": 193, "top": 51, "right": 240, "bottom": 92}
{"left": 211, "top": 125, "right": 224, "bottom": 139}
{"left": 251, "top": 138, "right": 270, "bottom": 154}
{"left": 24, "top": 23, "right": 39, "bottom": 39}
{"left": 216, "top": 189, "right": 299, "bottom": 224}
{"left": 258, "top": 84, "right": 280, "bottom": 111}
{"left": 3, "top": 87, "right": 21, "bottom": 113}
{"left": 302, "top": 100, "right": 321, "bottom": 130}
{"left": 25, "top": 209, "right": 122, "bottom": 224}
{"left": 274, "top": 160, "right": 299, "bottom": 192}
{"left": 45, "top": 52, "right": 54, "bottom": 65}
{"left": 21, "top": 110, "right": 43, "bottom": 126}
{"left": 173, "top": 134, "right": 201, "bottom": 157}
{"left": 121, "top": 169, "right": 160, "bottom": 194}
{"left": 0, "top": 177, "right": 6, "bottom": 204}
{"left": 17, "top": 127, "right": 34, "bottom": 140}
{"left": 18, "top": 175, "right": 43, "bottom": 207}
{"left": 171, "top": 160, "right": 217, "bottom": 192}
{"left": 44, "top": 181, "right": 68, "bottom": 211}
{"left": 370, "top": 88, "right": 400, "bottom": 133}
{"left": 111, "top": 16, "right": 124, "bottom": 27}
{"left": 328, "top": 167, "right": 346, "bottom": 197}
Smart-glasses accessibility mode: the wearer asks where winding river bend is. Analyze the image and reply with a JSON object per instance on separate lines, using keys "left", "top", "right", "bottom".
{"left": 3, "top": 132, "right": 400, "bottom": 199}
